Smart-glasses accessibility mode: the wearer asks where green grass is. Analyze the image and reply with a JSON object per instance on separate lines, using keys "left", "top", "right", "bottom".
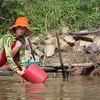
{"left": 0, "top": 0, "right": 100, "bottom": 35}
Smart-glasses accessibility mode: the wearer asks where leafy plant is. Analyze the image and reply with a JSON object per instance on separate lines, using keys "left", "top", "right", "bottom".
{"left": 0, "top": 0, "right": 100, "bottom": 35}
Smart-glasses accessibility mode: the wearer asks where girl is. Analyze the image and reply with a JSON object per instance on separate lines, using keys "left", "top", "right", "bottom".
{"left": 0, "top": 17, "right": 31, "bottom": 75}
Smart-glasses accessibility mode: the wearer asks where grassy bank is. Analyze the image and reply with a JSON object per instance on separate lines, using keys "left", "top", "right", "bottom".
{"left": 0, "top": 0, "right": 100, "bottom": 36}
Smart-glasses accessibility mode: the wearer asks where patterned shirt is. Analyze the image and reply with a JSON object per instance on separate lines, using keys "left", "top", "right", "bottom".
{"left": 0, "top": 32, "right": 26, "bottom": 72}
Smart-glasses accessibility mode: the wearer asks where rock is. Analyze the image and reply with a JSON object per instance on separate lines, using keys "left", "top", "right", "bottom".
{"left": 30, "top": 36, "right": 40, "bottom": 44}
{"left": 25, "top": 50, "right": 33, "bottom": 60}
{"left": 38, "top": 45, "right": 44, "bottom": 52}
{"left": 86, "top": 42, "right": 100, "bottom": 54}
{"left": 59, "top": 39, "right": 69, "bottom": 51}
{"left": 77, "top": 40, "right": 92, "bottom": 52}
{"left": 64, "top": 35, "right": 75, "bottom": 44}
{"left": 44, "top": 44, "right": 55, "bottom": 57}
{"left": 54, "top": 37, "right": 69, "bottom": 51}
{"left": 35, "top": 49, "right": 44, "bottom": 58}
{"left": 44, "top": 37, "right": 55, "bottom": 45}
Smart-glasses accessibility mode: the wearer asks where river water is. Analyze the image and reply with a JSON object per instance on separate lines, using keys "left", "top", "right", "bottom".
{"left": 0, "top": 74, "right": 100, "bottom": 100}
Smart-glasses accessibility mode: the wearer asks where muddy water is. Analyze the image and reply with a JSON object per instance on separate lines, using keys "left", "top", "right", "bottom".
{"left": 0, "top": 74, "right": 100, "bottom": 100}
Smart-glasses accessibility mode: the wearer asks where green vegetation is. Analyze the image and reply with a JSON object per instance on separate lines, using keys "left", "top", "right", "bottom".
{"left": 0, "top": 0, "right": 100, "bottom": 36}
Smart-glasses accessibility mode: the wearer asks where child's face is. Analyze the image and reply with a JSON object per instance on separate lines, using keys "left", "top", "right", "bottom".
{"left": 15, "top": 26, "right": 27, "bottom": 37}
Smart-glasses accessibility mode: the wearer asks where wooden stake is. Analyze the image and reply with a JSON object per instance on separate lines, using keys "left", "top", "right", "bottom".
{"left": 56, "top": 32, "right": 66, "bottom": 80}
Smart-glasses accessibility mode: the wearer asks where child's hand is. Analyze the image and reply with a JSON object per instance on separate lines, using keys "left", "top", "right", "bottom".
{"left": 16, "top": 70, "right": 25, "bottom": 75}
{"left": 22, "top": 66, "right": 26, "bottom": 71}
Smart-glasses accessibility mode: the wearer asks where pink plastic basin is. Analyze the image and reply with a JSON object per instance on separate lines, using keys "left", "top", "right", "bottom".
{"left": 21, "top": 63, "right": 49, "bottom": 83}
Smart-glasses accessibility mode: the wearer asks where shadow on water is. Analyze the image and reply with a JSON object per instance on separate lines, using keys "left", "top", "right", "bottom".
{"left": 0, "top": 74, "right": 100, "bottom": 100}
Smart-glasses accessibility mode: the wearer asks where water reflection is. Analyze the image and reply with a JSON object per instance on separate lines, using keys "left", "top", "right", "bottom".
{"left": 24, "top": 83, "right": 46, "bottom": 100}
{"left": 0, "top": 75, "right": 46, "bottom": 100}
{"left": 0, "top": 83, "right": 46, "bottom": 100}
{"left": 0, "top": 75, "right": 100, "bottom": 100}
{"left": 25, "top": 84, "right": 45, "bottom": 94}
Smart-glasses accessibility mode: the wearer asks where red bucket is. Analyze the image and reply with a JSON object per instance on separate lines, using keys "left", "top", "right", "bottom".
{"left": 21, "top": 63, "right": 49, "bottom": 83}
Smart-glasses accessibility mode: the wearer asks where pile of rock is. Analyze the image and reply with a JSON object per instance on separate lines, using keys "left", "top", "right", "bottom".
{"left": 25, "top": 27, "right": 100, "bottom": 75}
{"left": 26, "top": 28, "right": 100, "bottom": 63}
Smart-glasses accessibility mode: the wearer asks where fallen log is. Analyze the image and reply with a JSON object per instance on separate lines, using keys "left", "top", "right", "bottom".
{"left": 40, "top": 62, "right": 93, "bottom": 68}
{"left": 72, "top": 62, "right": 93, "bottom": 68}
{"left": 0, "top": 68, "right": 13, "bottom": 76}
{"left": 40, "top": 62, "right": 93, "bottom": 72}
{"left": 69, "top": 30, "right": 100, "bottom": 36}
{"left": 0, "top": 63, "right": 93, "bottom": 76}
{"left": 73, "top": 35, "right": 93, "bottom": 42}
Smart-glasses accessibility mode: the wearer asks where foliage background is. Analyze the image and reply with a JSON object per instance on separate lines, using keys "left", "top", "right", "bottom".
{"left": 0, "top": 0, "right": 100, "bottom": 37}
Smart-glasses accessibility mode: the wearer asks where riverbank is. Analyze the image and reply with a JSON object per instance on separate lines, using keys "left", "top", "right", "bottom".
{"left": 25, "top": 28, "right": 100, "bottom": 76}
